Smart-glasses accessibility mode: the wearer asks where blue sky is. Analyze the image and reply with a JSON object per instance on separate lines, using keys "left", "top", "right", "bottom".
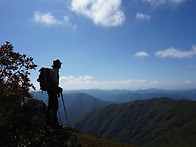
{"left": 1, "top": 0, "right": 196, "bottom": 90}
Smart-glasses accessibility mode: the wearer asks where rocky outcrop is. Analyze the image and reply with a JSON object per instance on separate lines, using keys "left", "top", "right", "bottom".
{"left": 0, "top": 96, "right": 81, "bottom": 147}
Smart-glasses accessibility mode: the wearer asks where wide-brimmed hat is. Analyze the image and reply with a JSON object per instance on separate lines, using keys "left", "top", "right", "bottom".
{"left": 52, "top": 59, "right": 62, "bottom": 67}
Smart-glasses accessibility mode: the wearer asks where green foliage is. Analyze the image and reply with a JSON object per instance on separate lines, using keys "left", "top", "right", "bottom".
{"left": 0, "top": 41, "right": 37, "bottom": 97}
{"left": 74, "top": 98, "right": 196, "bottom": 147}
{"left": 76, "top": 132, "right": 138, "bottom": 147}
{"left": 63, "top": 93, "right": 111, "bottom": 123}
{"left": 0, "top": 95, "right": 46, "bottom": 146}
{"left": 0, "top": 95, "right": 80, "bottom": 147}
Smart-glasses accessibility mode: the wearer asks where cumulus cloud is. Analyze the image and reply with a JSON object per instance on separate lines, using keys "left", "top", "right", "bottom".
{"left": 70, "top": 0, "right": 125, "bottom": 27}
{"left": 34, "top": 11, "right": 77, "bottom": 29}
{"left": 185, "top": 80, "right": 192, "bottom": 84}
{"left": 34, "top": 11, "right": 63, "bottom": 26}
{"left": 136, "top": 13, "right": 150, "bottom": 20}
{"left": 150, "top": 81, "right": 160, "bottom": 84}
{"left": 142, "top": 0, "right": 186, "bottom": 7}
{"left": 33, "top": 75, "right": 195, "bottom": 91}
{"left": 60, "top": 75, "right": 93, "bottom": 84}
{"left": 135, "top": 51, "right": 149, "bottom": 57}
{"left": 155, "top": 45, "right": 196, "bottom": 58}
{"left": 63, "top": 16, "right": 70, "bottom": 24}
{"left": 58, "top": 75, "right": 160, "bottom": 90}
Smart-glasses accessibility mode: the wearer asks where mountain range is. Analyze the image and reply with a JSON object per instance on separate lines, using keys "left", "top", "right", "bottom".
{"left": 64, "top": 89, "right": 196, "bottom": 102}
{"left": 32, "top": 89, "right": 196, "bottom": 146}
{"left": 33, "top": 88, "right": 196, "bottom": 124}
{"left": 73, "top": 98, "right": 196, "bottom": 147}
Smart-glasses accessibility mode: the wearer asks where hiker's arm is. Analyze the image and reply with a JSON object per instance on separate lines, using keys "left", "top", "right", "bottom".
{"left": 52, "top": 69, "right": 59, "bottom": 89}
{"left": 54, "top": 81, "right": 58, "bottom": 89}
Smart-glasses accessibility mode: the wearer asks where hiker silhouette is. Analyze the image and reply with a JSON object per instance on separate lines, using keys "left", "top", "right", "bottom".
{"left": 46, "top": 59, "right": 62, "bottom": 127}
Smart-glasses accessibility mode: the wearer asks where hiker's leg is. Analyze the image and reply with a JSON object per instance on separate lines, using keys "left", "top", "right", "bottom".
{"left": 51, "top": 92, "right": 59, "bottom": 125}
{"left": 46, "top": 92, "right": 52, "bottom": 125}
{"left": 52, "top": 110, "right": 58, "bottom": 125}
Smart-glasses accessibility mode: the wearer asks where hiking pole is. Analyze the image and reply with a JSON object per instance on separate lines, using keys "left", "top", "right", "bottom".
{"left": 60, "top": 91, "right": 69, "bottom": 125}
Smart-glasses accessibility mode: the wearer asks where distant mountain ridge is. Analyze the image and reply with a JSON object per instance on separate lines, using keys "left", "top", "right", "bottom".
{"left": 33, "top": 88, "right": 196, "bottom": 123}
{"left": 64, "top": 89, "right": 196, "bottom": 102}
{"left": 73, "top": 98, "right": 196, "bottom": 147}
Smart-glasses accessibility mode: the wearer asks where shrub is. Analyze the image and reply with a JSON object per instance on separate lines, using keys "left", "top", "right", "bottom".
{"left": 0, "top": 41, "right": 37, "bottom": 98}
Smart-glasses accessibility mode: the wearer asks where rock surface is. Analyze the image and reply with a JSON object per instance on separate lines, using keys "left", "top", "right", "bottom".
{"left": 0, "top": 96, "right": 81, "bottom": 147}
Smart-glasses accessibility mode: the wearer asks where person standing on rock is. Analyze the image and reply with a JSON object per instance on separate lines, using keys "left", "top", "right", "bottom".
{"left": 46, "top": 59, "right": 63, "bottom": 126}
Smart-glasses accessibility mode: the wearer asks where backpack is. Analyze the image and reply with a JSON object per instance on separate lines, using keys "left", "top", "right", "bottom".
{"left": 37, "top": 67, "right": 52, "bottom": 91}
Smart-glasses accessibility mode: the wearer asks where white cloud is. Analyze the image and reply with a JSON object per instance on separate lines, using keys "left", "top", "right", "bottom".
{"left": 34, "top": 11, "right": 63, "bottom": 26}
{"left": 135, "top": 51, "right": 149, "bottom": 57}
{"left": 33, "top": 75, "right": 195, "bottom": 91}
{"left": 34, "top": 11, "right": 77, "bottom": 29}
{"left": 185, "top": 80, "right": 192, "bottom": 84}
{"left": 142, "top": 0, "right": 186, "bottom": 7}
{"left": 155, "top": 45, "right": 196, "bottom": 58}
{"left": 70, "top": 0, "right": 125, "bottom": 27}
{"left": 169, "top": 0, "right": 186, "bottom": 4}
{"left": 136, "top": 13, "right": 150, "bottom": 20}
{"left": 150, "top": 81, "right": 160, "bottom": 84}
{"left": 63, "top": 16, "right": 70, "bottom": 24}
{"left": 58, "top": 75, "right": 160, "bottom": 90}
